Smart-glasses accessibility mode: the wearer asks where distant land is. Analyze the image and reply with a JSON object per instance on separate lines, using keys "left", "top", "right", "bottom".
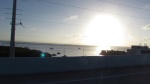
{"left": 0, "top": 46, "right": 53, "bottom": 57}
{"left": 0, "top": 40, "right": 99, "bottom": 47}
{"left": 0, "top": 40, "right": 130, "bottom": 50}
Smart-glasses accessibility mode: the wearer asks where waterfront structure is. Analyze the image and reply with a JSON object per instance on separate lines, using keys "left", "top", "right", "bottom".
{"left": 127, "top": 45, "right": 150, "bottom": 55}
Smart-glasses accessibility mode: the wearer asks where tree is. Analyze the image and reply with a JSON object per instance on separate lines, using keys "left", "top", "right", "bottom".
{"left": 100, "top": 50, "right": 107, "bottom": 55}
{"left": 100, "top": 50, "right": 126, "bottom": 55}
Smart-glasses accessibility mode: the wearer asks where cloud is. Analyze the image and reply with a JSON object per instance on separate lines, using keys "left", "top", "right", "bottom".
{"left": 126, "top": 34, "right": 140, "bottom": 43}
{"left": 64, "top": 15, "right": 79, "bottom": 21}
{"left": 64, "top": 34, "right": 87, "bottom": 40}
{"left": 142, "top": 36, "right": 150, "bottom": 42}
{"left": 0, "top": 16, "right": 5, "bottom": 21}
{"left": 72, "top": 35, "right": 80, "bottom": 38}
{"left": 72, "top": 34, "right": 87, "bottom": 38}
{"left": 142, "top": 24, "right": 150, "bottom": 30}
{"left": 144, "top": 4, "right": 150, "bottom": 9}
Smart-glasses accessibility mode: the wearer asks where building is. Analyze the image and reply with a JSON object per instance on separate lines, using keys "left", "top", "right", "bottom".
{"left": 127, "top": 45, "right": 150, "bottom": 55}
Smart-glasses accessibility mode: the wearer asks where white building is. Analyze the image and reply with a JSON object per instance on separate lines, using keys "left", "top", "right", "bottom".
{"left": 127, "top": 45, "right": 150, "bottom": 55}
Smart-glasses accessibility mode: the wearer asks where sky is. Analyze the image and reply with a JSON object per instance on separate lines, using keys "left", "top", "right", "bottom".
{"left": 1, "top": 0, "right": 150, "bottom": 47}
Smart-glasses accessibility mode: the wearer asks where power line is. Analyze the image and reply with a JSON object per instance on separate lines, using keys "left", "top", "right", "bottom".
{"left": 2, "top": 0, "right": 150, "bottom": 29}
{"left": 3, "top": 15, "right": 150, "bottom": 29}
{"left": 21, "top": 10, "right": 74, "bottom": 17}
{"left": 37, "top": 0, "right": 150, "bottom": 20}
{"left": 21, "top": 14, "right": 56, "bottom": 19}
{"left": 136, "top": 0, "right": 150, "bottom": 4}
{"left": 19, "top": 9, "right": 150, "bottom": 21}
{"left": 98, "top": 0, "right": 150, "bottom": 11}
{"left": 4, "top": 13, "right": 150, "bottom": 29}
{"left": 2, "top": 0, "right": 150, "bottom": 22}
{"left": 13, "top": 0, "right": 150, "bottom": 22}
{"left": 4, "top": 16, "right": 85, "bottom": 26}
{"left": 22, "top": 19, "right": 82, "bottom": 25}
{"left": 20, "top": 10, "right": 91, "bottom": 22}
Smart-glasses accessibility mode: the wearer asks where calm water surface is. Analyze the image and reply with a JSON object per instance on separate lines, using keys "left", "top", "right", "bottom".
{"left": 0, "top": 41, "right": 129, "bottom": 57}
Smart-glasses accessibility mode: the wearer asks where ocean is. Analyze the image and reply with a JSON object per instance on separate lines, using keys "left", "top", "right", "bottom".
{"left": 0, "top": 41, "right": 129, "bottom": 57}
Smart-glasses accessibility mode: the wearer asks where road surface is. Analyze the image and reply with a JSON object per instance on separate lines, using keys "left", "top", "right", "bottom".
{"left": 1, "top": 65, "right": 150, "bottom": 84}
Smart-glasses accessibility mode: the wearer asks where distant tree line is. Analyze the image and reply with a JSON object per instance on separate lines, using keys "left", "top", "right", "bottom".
{"left": 0, "top": 46, "right": 57, "bottom": 57}
{"left": 100, "top": 50, "right": 126, "bottom": 55}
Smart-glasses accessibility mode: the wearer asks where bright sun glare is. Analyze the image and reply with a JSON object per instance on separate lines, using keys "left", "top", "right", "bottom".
{"left": 84, "top": 14, "right": 125, "bottom": 47}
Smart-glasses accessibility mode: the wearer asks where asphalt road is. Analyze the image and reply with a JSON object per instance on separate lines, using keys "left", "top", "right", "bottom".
{"left": 1, "top": 65, "right": 150, "bottom": 84}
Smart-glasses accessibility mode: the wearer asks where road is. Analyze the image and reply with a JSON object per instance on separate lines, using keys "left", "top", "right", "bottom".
{"left": 1, "top": 65, "right": 150, "bottom": 84}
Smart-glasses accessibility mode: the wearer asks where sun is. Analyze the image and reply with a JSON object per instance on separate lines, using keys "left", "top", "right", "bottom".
{"left": 84, "top": 14, "right": 125, "bottom": 47}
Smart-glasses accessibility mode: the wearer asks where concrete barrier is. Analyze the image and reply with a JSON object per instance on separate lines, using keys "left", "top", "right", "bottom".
{"left": 0, "top": 56, "right": 105, "bottom": 75}
{"left": 106, "top": 55, "right": 150, "bottom": 68}
{"left": 1, "top": 55, "right": 150, "bottom": 76}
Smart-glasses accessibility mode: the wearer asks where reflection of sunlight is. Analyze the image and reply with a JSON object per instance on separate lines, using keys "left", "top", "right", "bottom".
{"left": 95, "top": 46, "right": 111, "bottom": 56}
{"left": 84, "top": 14, "right": 125, "bottom": 47}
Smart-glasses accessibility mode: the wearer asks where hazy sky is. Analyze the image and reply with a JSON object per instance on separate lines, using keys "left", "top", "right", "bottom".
{"left": 1, "top": 0, "right": 150, "bottom": 47}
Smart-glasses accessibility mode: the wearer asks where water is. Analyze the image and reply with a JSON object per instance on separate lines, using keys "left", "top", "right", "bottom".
{"left": 17, "top": 43, "right": 100, "bottom": 56}
{"left": 0, "top": 41, "right": 129, "bottom": 57}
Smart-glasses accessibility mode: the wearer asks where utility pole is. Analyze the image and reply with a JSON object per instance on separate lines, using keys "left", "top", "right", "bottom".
{"left": 10, "top": 0, "right": 17, "bottom": 57}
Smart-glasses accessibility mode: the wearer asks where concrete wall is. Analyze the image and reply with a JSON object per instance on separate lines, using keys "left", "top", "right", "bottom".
{"left": 0, "top": 57, "right": 105, "bottom": 75}
{"left": 1, "top": 55, "right": 150, "bottom": 76}
{"left": 106, "top": 55, "right": 150, "bottom": 68}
